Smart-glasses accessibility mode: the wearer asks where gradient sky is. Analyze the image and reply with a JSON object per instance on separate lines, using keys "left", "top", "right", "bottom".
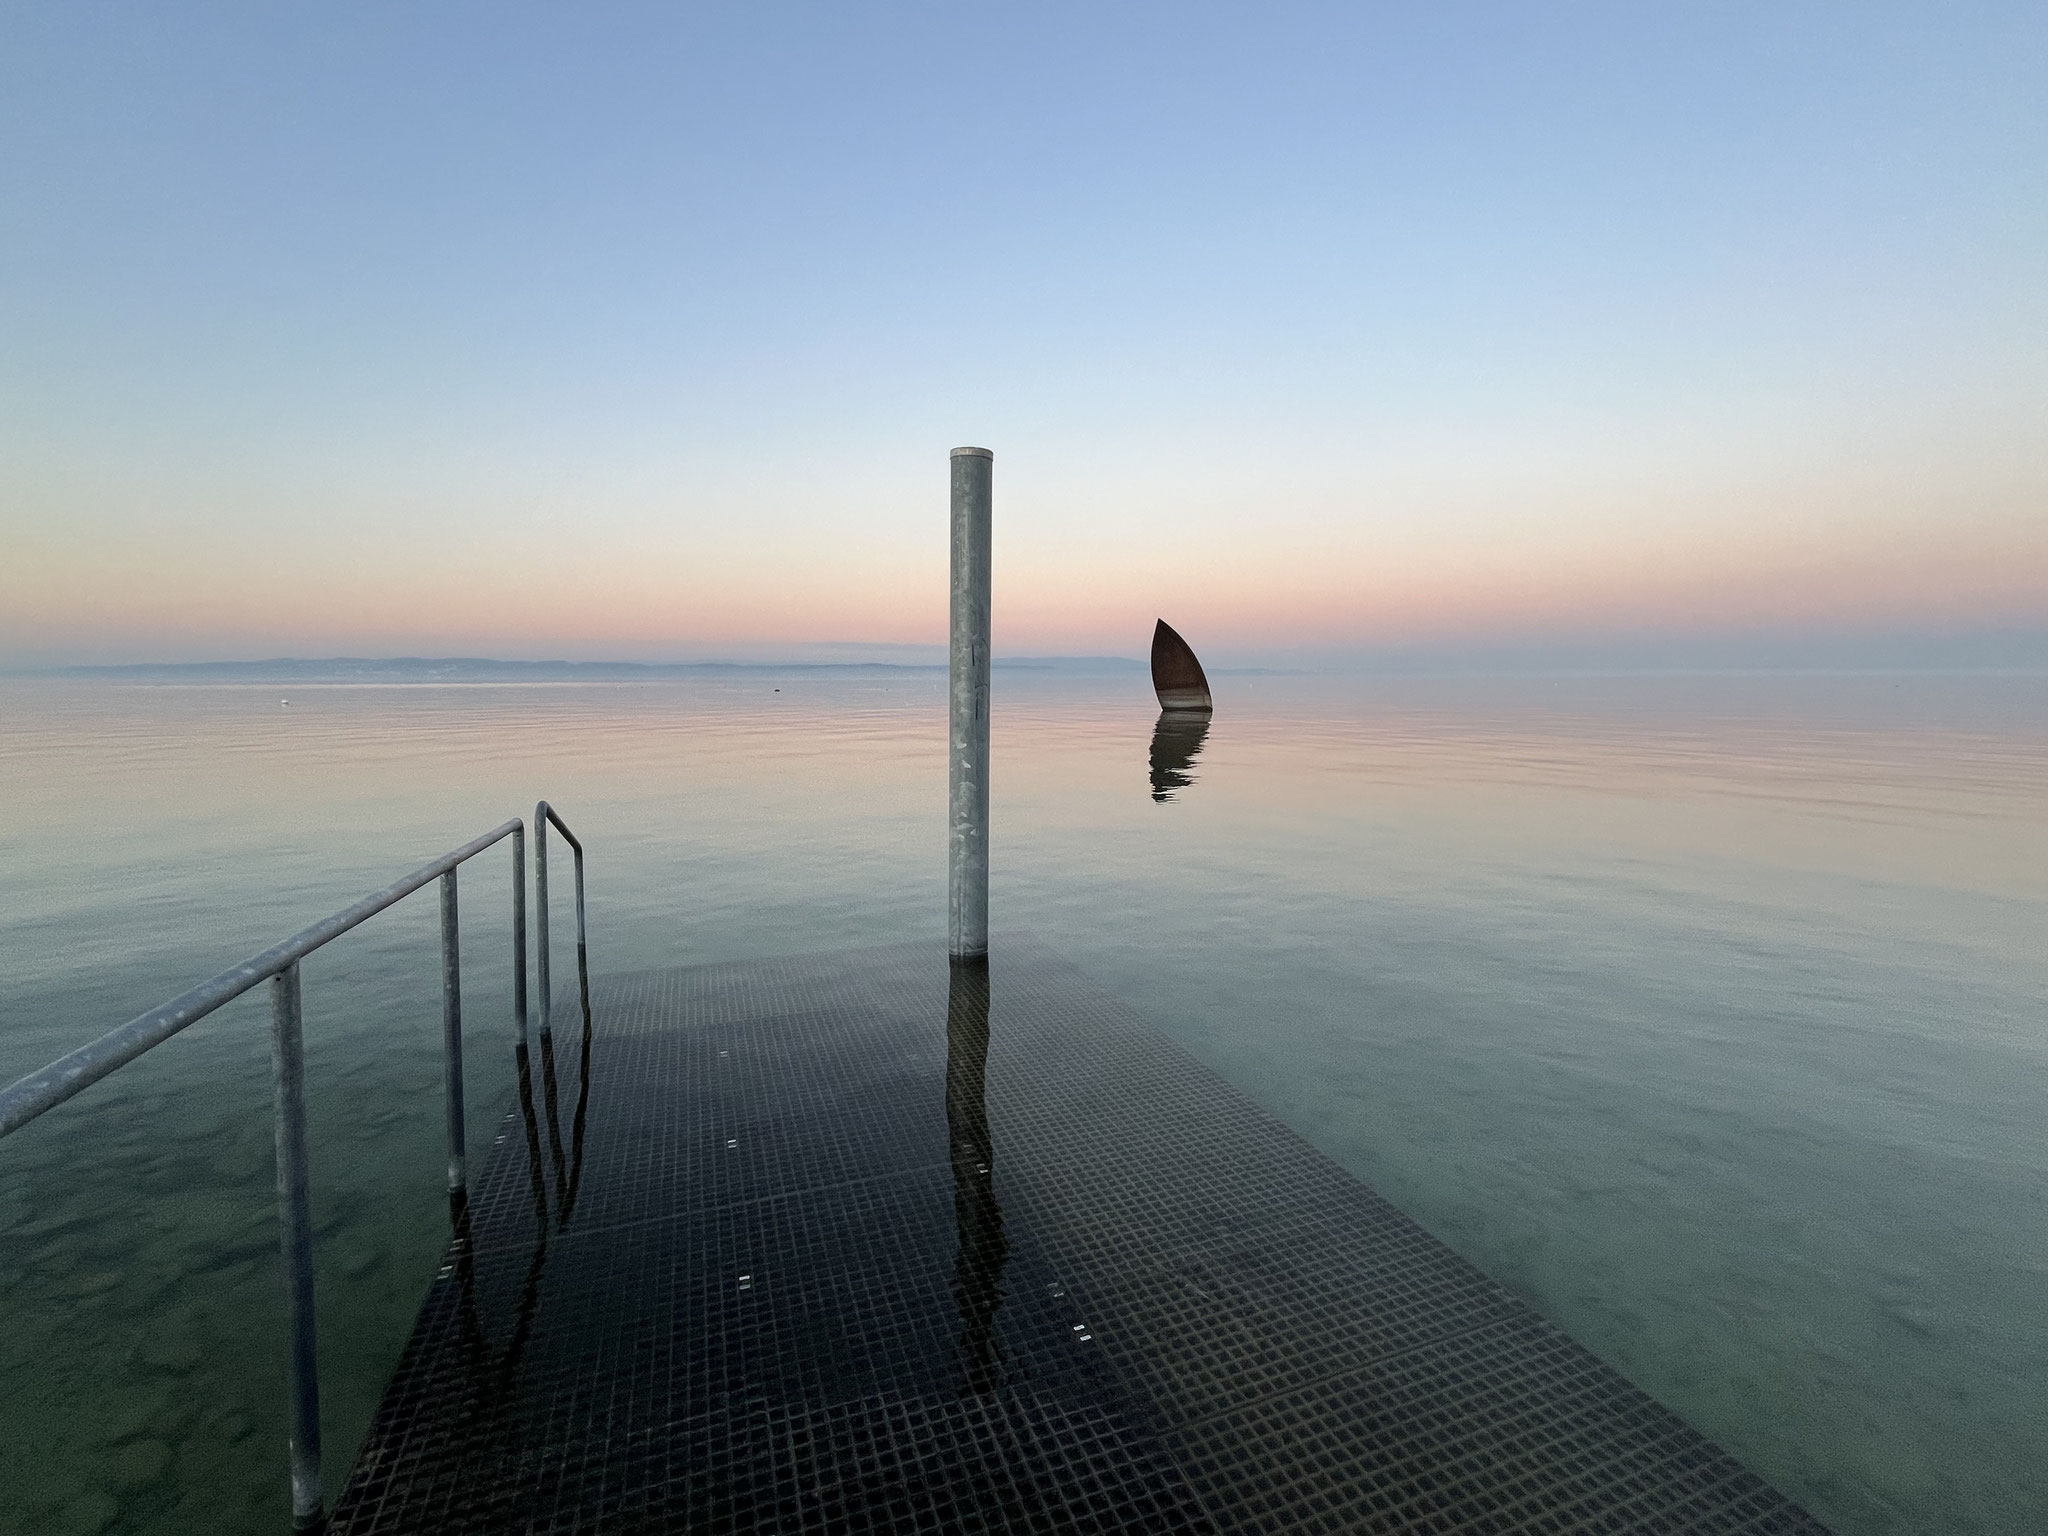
{"left": 2, "top": 2, "right": 2043, "bottom": 666}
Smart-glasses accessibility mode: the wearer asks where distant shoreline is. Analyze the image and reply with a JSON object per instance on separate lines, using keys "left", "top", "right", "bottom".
{"left": 11, "top": 655, "right": 1151, "bottom": 680}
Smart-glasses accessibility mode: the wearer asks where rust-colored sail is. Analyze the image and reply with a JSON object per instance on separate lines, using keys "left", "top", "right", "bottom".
{"left": 1151, "top": 619, "right": 1213, "bottom": 712}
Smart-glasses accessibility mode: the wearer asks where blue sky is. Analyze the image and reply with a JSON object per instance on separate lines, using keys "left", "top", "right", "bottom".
{"left": 3, "top": 3, "right": 2043, "bottom": 665}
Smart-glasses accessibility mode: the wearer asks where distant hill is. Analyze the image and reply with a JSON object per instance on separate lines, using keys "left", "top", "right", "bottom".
{"left": 31, "top": 655, "right": 1147, "bottom": 679}
{"left": 989, "top": 656, "right": 1145, "bottom": 672}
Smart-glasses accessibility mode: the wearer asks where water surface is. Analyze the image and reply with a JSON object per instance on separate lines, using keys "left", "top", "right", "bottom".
{"left": 1, "top": 671, "right": 2043, "bottom": 1535}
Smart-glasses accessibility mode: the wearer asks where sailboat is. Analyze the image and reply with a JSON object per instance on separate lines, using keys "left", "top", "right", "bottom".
{"left": 1150, "top": 619, "right": 1213, "bottom": 713}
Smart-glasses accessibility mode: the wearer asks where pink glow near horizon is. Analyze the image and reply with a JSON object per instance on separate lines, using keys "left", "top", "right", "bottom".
{"left": 7, "top": 485, "right": 2042, "bottom": 666}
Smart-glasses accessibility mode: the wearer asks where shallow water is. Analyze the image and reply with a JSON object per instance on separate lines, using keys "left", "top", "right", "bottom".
{"left": 0, "top": 670, "right": 2043, "bottom": 1535}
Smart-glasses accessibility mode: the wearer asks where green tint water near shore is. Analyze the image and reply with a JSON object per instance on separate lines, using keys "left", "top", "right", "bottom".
{"left": 1, "top": 671, "right": 2043, "bottom": 1535}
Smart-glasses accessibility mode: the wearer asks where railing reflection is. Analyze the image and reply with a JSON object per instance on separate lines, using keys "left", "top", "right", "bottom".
{"left": 442, "top": 975, "right": 596, "bottom": 1453}
{"left": 946, "top": 958, "right": 1009, "bottom": 1395}
{"left": 539, "top": 1000, "right": 593, "bottom": 1227}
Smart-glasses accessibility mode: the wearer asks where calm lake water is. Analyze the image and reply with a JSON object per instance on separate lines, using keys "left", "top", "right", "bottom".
{"left": 1, "top": 670, "right": 2043, "bottom": 1536}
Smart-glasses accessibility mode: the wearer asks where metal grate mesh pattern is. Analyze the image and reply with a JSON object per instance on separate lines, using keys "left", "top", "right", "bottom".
{"left": 329, "top": 940, "right": 1829, "bottom": 1534}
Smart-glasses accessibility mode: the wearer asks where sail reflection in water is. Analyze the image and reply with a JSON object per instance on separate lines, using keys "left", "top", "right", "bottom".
{"left": 945, "top": 959, "right": 1009, "bottom": 1394}
{"left": 1148, "top": 711, "right": 1212, "bottom": 802}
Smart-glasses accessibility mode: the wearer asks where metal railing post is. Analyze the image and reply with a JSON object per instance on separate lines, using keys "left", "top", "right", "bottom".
{"left": 267, "top": 962, "right": 324, "bottom": 1531}
{"left": 511, "top": 822, "right": 529, "bottom": 1051}
{"left": 949, "top": 445, "right": 993, "bottom": 960}
{"left": 536, "top": 801, "right": 588, "bottom": 1041}
{"left": 535, "top": 809, "right": 553, "bottom": 1040}
{"left": 440, "top": 869, "right": 466, "bottom": 1193}
{"left": 571, "top": 826, "right": 590, "bottom": 1022}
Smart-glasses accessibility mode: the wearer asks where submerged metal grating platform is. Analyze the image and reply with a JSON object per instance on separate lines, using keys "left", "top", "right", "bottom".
{"left": 330, "top": 939, "right": 1829, "bottom": 1534}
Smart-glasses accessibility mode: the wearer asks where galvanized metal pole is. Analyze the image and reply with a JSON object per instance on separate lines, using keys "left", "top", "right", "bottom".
{"left": 949, "top": 446, "right": 993, "bottom": 960}
{"left": 267, "top": 962, "right": 324, "bottom": 1531}
{"left": 440, "top": 869, "right": 466, "bottom": 1193}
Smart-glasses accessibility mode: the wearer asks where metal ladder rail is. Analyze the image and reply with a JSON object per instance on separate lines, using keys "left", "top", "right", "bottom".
{"left": 0, "top": 811, "right": 587, "bottom": 1532}
{"left": 534, "top": 801, "right": 589, "bottom": 1045}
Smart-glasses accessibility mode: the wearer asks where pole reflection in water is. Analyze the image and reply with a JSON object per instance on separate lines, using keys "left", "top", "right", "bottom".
{"left": 945, "top": 958, "right": 1009, "bottom": 1395}
{"left": 1148, "top": 710, "right": 1212, "bottom": 802}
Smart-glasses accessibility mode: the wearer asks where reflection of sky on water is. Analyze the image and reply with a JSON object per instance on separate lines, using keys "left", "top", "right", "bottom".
{"left": 1, "top": 670, "right": 2046, "bottom": 1535}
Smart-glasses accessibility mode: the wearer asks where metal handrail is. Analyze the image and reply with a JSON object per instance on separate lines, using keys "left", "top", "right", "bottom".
{"left": 534, "top": 801, "right": 589, "bottom": 1041}
{"left": 0, "top": 819, "right": 525, "bottom": 1139}
{"left": 0, "top": 813, "right": 560, "bottom": 1533}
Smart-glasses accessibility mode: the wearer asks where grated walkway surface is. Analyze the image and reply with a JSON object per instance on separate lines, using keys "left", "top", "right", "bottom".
{"left": 329, "top": 940, "right": 1830, "bottom": 1535}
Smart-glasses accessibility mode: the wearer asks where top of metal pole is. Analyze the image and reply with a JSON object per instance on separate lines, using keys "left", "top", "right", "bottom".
{"left": 950, "top": 446, "right": 993, "bottom": 459}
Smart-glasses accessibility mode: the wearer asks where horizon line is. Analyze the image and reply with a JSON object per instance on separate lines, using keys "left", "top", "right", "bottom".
{"left": 10, "top": 650, "right": 2048, "bottom": 682}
